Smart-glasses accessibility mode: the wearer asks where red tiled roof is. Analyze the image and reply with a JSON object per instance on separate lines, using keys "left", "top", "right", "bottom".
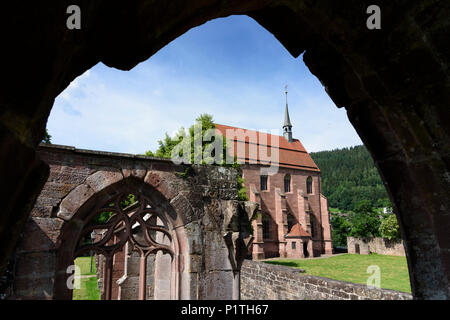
{"left": 215, "top": 124, "right": 320, "bottom": 172}
{"left": 285, "top": 223, "right": 311, "bottom": 238}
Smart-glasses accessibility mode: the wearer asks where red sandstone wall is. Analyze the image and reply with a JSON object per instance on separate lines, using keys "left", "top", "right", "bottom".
{"left": 7, "top": 144, "right": 243, "bottom": 300}
{"left": 241, "top": 164, "right": 328, "bottom": 258}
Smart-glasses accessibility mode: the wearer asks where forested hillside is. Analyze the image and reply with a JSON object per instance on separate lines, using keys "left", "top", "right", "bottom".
{"left": 310, "top": 145, "right": 391, "bottom": 212}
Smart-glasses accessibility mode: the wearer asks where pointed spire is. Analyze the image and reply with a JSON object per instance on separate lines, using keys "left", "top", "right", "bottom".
{"left": 284, "top": 87, "right": 292, "bottom": 127}
{"left": 283, "top": 85, "right": 293, "bottom": 142}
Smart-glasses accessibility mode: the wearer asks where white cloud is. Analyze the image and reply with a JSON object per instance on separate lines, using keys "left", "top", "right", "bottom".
{"left": 60, "top": 70, "right": 91, "bottom": 100}
{"left": 47, "top": 60, "right": 362, "bottom": 155}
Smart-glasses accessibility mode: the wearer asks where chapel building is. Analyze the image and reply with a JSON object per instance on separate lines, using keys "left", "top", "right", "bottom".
{"left": 215, "top": 91, "right": 333, "bottom": 259}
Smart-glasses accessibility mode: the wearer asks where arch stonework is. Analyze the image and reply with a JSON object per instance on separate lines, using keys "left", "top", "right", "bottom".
{"left": 7, "top": 144, "right": 255, "bottom": 300}
{"left": 54, "top": 175, "right": 190, "bottom": 300}
{"left": 0, "top": 1, "right": 449, "bottom": 299}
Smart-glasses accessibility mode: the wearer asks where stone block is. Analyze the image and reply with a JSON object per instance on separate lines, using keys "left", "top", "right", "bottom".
{"left": 144, "top": 171, "right": 180, "bottom": 200}
{"left": 85, "top": 170, "right": 123, "bottom": 192}
{"left": 183, "top": 222, "right": 203, "bottom": 255}
{"left": 57, "top": 183, "right": 94, "bottom": 220}
{"left": 170, "top": 194, "right": 196, "bottom": 227}
{"left": 204, "top": 231, "right": 232, "bottom": 271}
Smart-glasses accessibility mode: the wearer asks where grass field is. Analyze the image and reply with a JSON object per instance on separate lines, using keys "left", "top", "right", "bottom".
{"left": 265, "top": 253, "right": 411, "bottom": 293}
{"left": 72, "top": 256, "right": 101, "bottom": 300}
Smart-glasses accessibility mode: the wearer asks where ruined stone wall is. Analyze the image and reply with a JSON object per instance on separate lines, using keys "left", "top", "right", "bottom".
{"left": 347, "top": 237, "right": 406, "bottom": 256}
{"left": 240, "top": 259, "right": 412, "bottom": 300}
{"left": 1, "top": 0, "right": 449, "bottom": 300}
{"left": 6, "top": 144, "right": 253, "bottom": 300}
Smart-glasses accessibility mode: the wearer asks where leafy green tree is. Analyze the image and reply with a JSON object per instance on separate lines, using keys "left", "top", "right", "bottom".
{"left": 146, "top": 128, "right": 186, "bottom": 159}
{"left": 348, "top": 200, "right": 384, "bottom": 238}
{"left": 145, "top": 114, "right": 227, "bottom": 164}
{"left": 376, "top": 198, "right": 392, "bottom": 209}
{"left": 237, "top": 175, "right": 249, "bottom": 201}
{"left": 330, "top": 213, "right": 352, "bottom": 247}
{"left": 310, "top": 145, "right": 391, "bottom": 212}
{"left": 379, "top": 214, "right": 401, "bottom": 240}
{"left": 353, "top": 199, "right": 374, "bottom": 215}
{"left": 42, "top": 129, "right": 51, "bottom": 144}
{"left": 145, "top": 114, "right": 248, "bottom": 200}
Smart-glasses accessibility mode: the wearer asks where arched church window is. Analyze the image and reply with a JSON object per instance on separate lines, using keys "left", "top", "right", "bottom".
{"left": 284, "top": 174, "right": 291, "bottom": 193}
{"left": 260, "top": 174, "right": 268, "bottom": 191}
{"left": 306, "top": 176, "right": 313, "bottom": 194}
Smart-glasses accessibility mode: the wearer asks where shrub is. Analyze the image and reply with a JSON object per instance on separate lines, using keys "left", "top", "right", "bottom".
{"left": 348, "top": 200, "right": 385, "bottom": 239}
{"left": 330, "top": 213, "right": 351, "bottom": 247}
{"left": 379, "top": 214, "right": 401, "bottom": 240}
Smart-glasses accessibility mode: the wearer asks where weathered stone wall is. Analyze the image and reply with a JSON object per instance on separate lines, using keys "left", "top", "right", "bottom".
{"left": 347, "top": 237, "right": 406, "bottom": 256}
{"left": 1, "top": 0, "right": 449, "bottom": 300}
{"left": 240, "top": 259, "right": 412, "bottom": 300}
{"left": 5, "top": 144, "right": 254, "bottom": 300}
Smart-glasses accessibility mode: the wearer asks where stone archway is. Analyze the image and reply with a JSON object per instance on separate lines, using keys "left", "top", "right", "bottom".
{"left": 6, "top": 145, "right": 254, "bottom": 300}
{"left": 54, "top": 177, "right": 188, "bottom": 300}
{"left": 0, "top": 1, "right": 449, "bottom": 299}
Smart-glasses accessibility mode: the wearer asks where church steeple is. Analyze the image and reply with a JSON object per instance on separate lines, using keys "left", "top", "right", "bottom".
{"left": 283, "top": 85, "right": 293, "bottom": 142}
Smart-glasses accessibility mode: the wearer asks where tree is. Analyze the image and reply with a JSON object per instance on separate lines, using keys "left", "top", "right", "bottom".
{"left": 353, "top": 199, "right": 374, "bottom": 215}
{"left": 348, "top": 200, "right": 384, "bottom": 238}
{"left": 330, "top": 213, "right": 352, "bottom": 247}
{"left": 310, "top": 145, "right": 391, "bottom": 212}
{"left": 42, "top": 129, "right": 51, "bottom": 144}
{"left": 144, "top": 114, "right": 248, "bottom": 201}
{"left": 145, "top": 114, "right": 228, "bottom": 164}
{"left": 379, "top": 214, "right": 401, "bottom": 240}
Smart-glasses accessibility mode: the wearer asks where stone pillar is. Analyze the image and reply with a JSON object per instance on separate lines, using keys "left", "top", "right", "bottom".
{"left": 275, "top": 189, "right": 287, "bottom": 258}
{"left": 297, "top": 190, "right": 312, "bottom": 235}
{"left": 250, "top": 186, "right": 264, "bottom": 260}
{"left": 154, "top": 217, "right": 172, "bottom": 299}
{"left": 320, "top": 194, "right": 333, "bottom": 254}
{"left": 111, "top": 236, "right": 125, "bottom": 300}
{"left": 347, "top": 237, "right": 356, "bottom": 254}
{"left": 307, "top": 239, "right": 313, "bottom": 258}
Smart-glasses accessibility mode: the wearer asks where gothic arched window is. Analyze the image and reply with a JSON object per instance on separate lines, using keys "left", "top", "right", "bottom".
{"left": 306, "top": 176, "right": 313, "bottom": 194}
{"left": 284, "top": 174, "right": 291, "bottom": 193}
{"left": 260, "top": 174, "right": 268, "bottom": 191}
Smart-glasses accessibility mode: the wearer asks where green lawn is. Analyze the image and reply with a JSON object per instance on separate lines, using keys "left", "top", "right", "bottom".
{"left": 264, "top": 253, "right": 411, "bottom": 293}
{"left": 74, "top": 256, "right": 97, "bottom": 275}
{"left": 72, "top": 256, "right": 101, "bottom": 300}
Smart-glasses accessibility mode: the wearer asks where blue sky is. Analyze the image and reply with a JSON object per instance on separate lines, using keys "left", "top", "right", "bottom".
{"left": 47, "top": 15, "right": 362, "bottom": 154}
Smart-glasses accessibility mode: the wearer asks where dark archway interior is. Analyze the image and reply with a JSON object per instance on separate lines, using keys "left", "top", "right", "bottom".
{"left": 0, "top": 1, "right": 448, "bottom": 299}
